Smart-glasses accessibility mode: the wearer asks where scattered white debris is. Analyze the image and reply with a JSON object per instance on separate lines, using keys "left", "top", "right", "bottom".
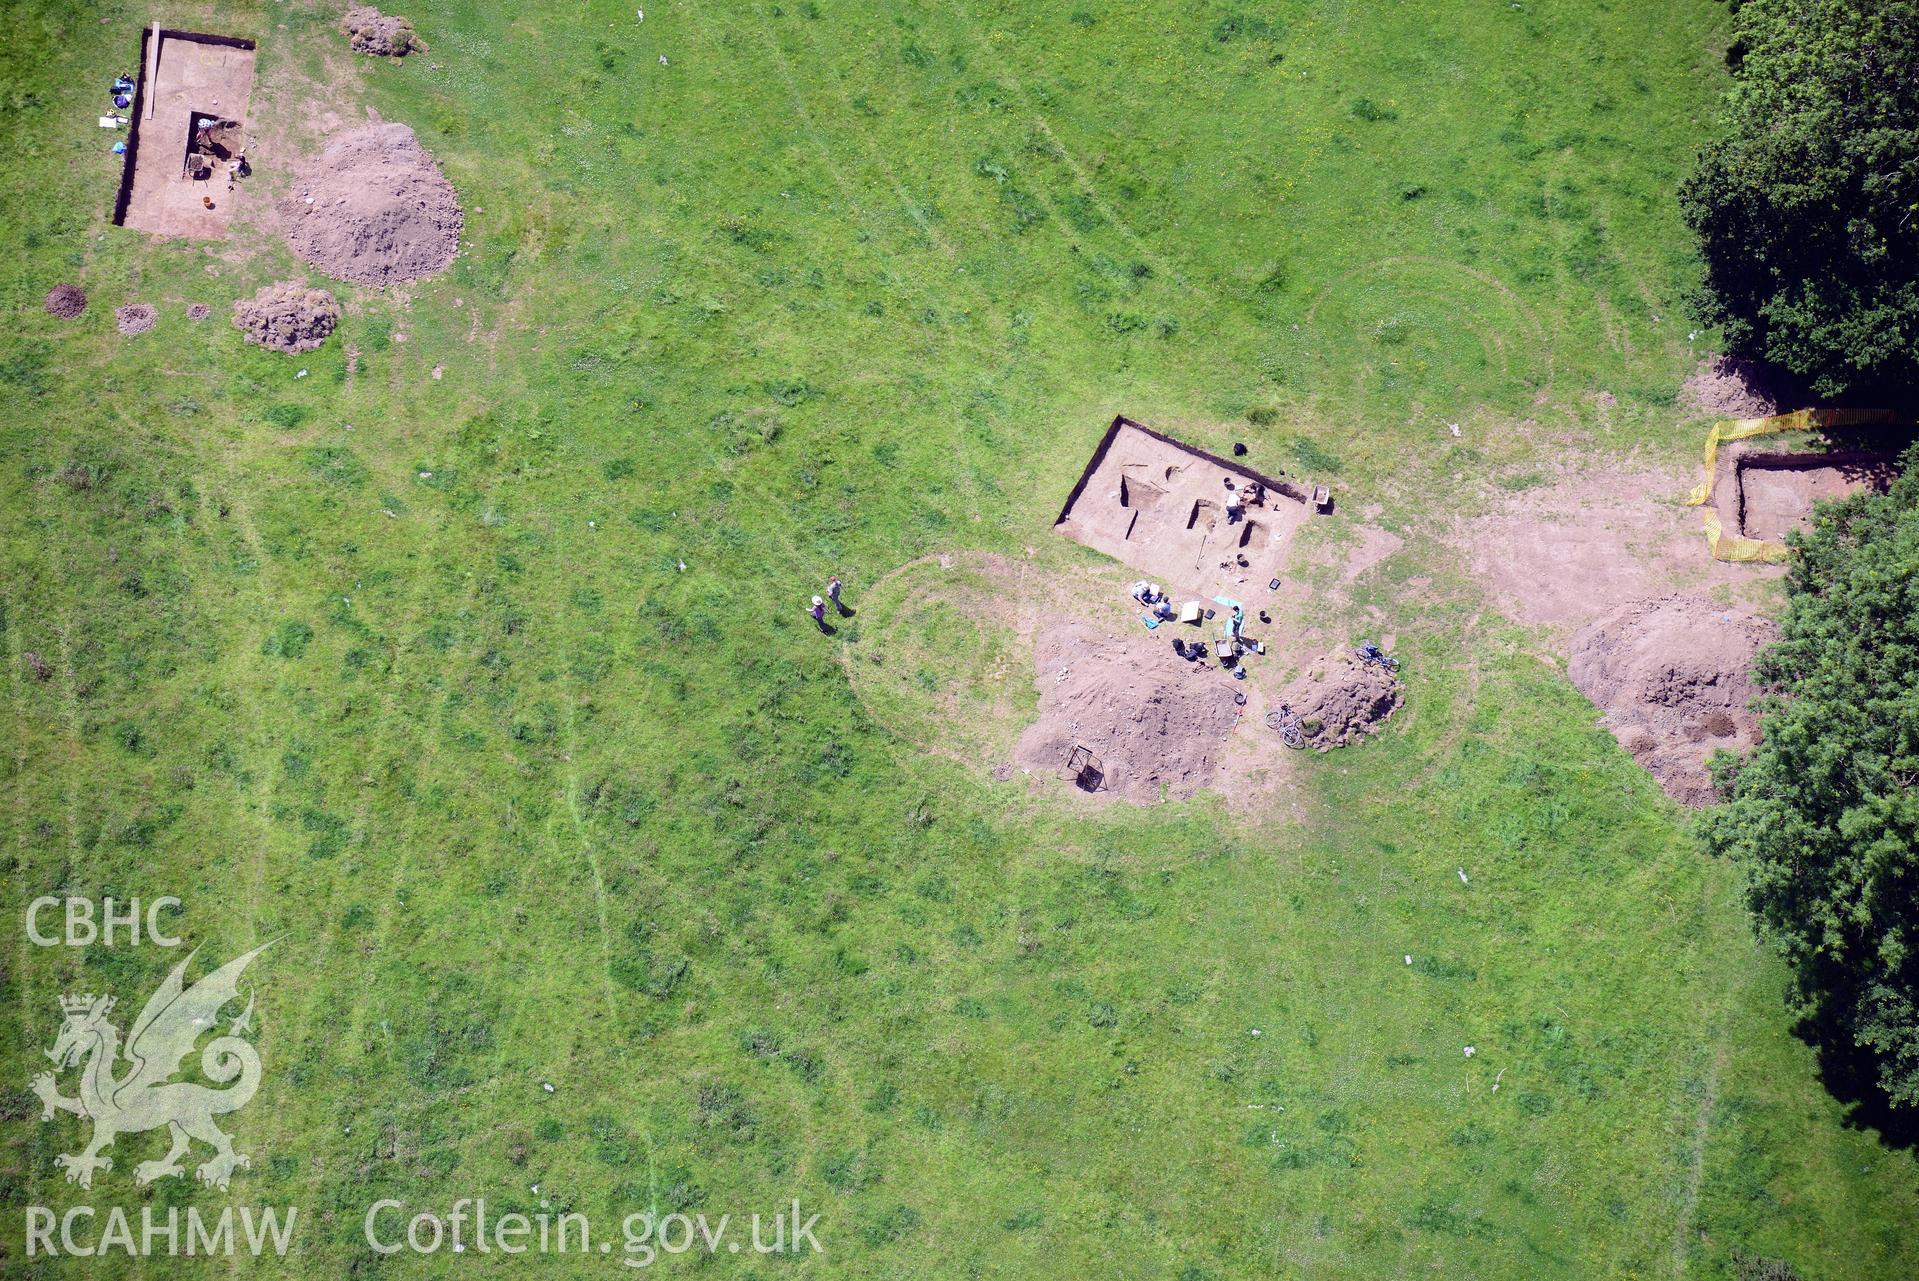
{"left": 1463, "top": 1046, "right": 1476, "bottom": 1058}
{"left": 1457, "top": 868, "right": 1469, "bottom": 885}
{"left": 419, "top": 471, "right": 432, "bottom": 479}
{"left": 1404, "top": 955, "right": 1413, "bottom": 965}
{"left": 677, "top": 559, "right": 687, "bottom": 572}
{"left": 1448, "top": 422, "right": 1460, "bottom": 437}
{"left": 588, "top": 520, "right": 597, "bottom": 528}
{"left": 541, "top": 1081, "right": 555, "bottom": 1093}
{"left": 295, "top": 369, "right": 308, "bottom": 379}
{"left": 1492, "top": 1067, "right": 1506, "bottom": 1093}
{"left": 659, "top": 54, "right": 668, "bottom": 65}
{"left": 1250, "top": 1028, "right": 1262, "bottom": 1037}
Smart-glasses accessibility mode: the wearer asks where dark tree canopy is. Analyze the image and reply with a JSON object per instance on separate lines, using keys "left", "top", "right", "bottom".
{"left": 1680, "top": 1, "right": 1919, "bottom": 398}
{"left": 1704, "top": 452, "right": 1919, "bottom": 1107}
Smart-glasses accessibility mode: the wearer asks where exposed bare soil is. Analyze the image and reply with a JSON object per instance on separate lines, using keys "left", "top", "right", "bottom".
{"left": 1013, "top": 622, "right": 1245, "bottom": 804}
{"left": 344, "top": 6, "right": 421, "bottom": 57}
{"left": 115, "top": 304, "right": 156, "bottom": 336}
{"left": 1679, "top": 355, "right": 1798, "bottom": 420}
{"left": 1461, "top": 463, "right": 1771, "bottom": 633}
{"left": 282, "top": 123, "right": 462, "bottom": 287}
{"left": 232, "top": 281, "right": 339, "bottom": 353}
{"left": 1276, "top": 651, "right": 1403, "bottom": 751}
{"left": 1568, "top": 595, "right": 1775, "bottom": 807}
{"left": 44, "top": 284, "right": 86, "bottom": 318}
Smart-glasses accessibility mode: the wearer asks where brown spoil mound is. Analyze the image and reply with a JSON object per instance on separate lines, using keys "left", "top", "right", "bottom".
{"left": 343, "top": 6, "right": 422, "bottom": 57}
{"left": 1569, "top": 595, "right": 1775, "bottom": 807}
{"left": 282, "top": 123, "right": 462, "bottom": 287}
{"left": 1680, "top": 355, "right": 1799, "bottom": 420}
{"left": 232, "top": 281, "right": 340, "bottom": 353}
{"left": 1013, "top": 621, "right": 1242, "bottom": 804}
{"left": 115, "top": 304, "right": 156, "bottom": 336}
{"left": 45, "top": 284, "right": 87, "bottom": 318}
{"left": 1277, "top": 651, "right": 1402, "bottom": 751}
{"left": 186, "top": 302, "right": 211, "bottom": 321}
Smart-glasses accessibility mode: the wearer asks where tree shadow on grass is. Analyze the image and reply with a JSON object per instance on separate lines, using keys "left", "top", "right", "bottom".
{"left": 1795, "top": 1007, "right": 1919, "bottom": 1152}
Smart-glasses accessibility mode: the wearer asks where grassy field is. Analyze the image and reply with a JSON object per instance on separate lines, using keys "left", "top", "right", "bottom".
{"left": 3, "top": 1, "right": 1915, "bottom": 1276}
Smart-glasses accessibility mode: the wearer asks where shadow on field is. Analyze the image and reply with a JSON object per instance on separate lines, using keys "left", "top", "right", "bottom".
{"left": 1798, "top": 1010, "right": 1919, "bottom": 1151}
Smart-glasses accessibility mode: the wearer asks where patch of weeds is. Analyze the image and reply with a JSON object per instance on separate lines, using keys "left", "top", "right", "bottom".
{"left": 262, "top": 620, "right": 314, "bottom": 659}
{"left": 301, "top": 445, "right": 369, "bottom": 487}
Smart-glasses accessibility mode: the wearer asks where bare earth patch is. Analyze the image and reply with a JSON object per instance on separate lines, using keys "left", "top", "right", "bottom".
{"left": 1276, "top": 651, "right": 1403, "bottom": 751}
{"left": 1679, "top": 355, "right": 1799, "bottom": 420}
{"left": 115, "top": 304, "right": 156, "bottom": 336}
{"left": 846, "top": 524, "right": 1410, "bottom": 811}
{"left": 1459, "top": 462, "right": 1772, "bottom": 634}
{"left": 1013, "top": 621, "right": 1244, "bottom": 804}
{"left": 1568, "top": 595, "right": 1775, "bottom": 807}
{"left": 344, "top": 6, "right": 422, "bottom": 57}
{"left": 282, "top": 123, "right": 462, "bottom": 287}
{"left": 232, "top": 281, "right": 339, "bottom": 353}
{"left": 44, "top": 284, "right": 86, "bottom": 318}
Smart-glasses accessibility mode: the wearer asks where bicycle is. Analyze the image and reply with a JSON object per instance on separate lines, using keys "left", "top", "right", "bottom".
{"left": 1354, "top": 642, "right": 1400, "bottom": 673}
{"left": 1265, "top": 703, "right": 1307, "bottom": 749}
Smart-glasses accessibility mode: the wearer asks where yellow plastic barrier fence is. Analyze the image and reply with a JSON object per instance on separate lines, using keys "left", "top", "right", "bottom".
{"left": 1686, "top": 407, "right": 1904, "bottom": 562}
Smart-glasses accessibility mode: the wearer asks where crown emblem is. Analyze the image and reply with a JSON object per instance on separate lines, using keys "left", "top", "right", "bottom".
{"left": 59, "top": 993, "right": 112, "bottom": 1017}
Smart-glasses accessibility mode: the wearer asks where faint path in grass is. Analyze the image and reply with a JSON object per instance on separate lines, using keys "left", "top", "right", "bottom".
{"left": 4, "top": 581, "right": 50, "bottom": 1207}
{"left": 1299, "top": 255, "right": 1557, "bottom": 404}
{"left": 1669, "top": 894, "right": 1750, "bottom": 1279}
{"left": 755, "top": 22, "right": 955, "bottom": 258}
{"left": 561, "top": 692, "right": 620, "bottom": 1015}
{"left": 209, "top": 485, "right": 285, "bottom": 941}
{"left": 946, "top": 1, "right": 1215, "bottom": 303}
{"left": 753, "top": 22, "right": 986, "bottom": 524}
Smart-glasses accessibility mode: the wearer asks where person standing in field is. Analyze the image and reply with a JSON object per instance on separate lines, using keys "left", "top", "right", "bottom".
{"left": 827, "top": 574, "right": 849, "bottom": 616}
{"left": 808, "top": 596, "right": 829, "bottom": 632}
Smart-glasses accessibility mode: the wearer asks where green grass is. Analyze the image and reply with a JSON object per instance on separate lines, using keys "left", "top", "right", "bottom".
{"left": 2, "top": 1, "right": 1913, "bottom": 1277}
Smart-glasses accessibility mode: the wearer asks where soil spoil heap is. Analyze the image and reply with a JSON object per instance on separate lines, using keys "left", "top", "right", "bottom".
{"left": 45, "top": 284, "right": 87, "bottom": 318}
{"left": 1014, "top": 622, "right": 1241, "bottom": 804}
{"left": 1277, "top": 651, "right": 1402, "bottom": 750}
{"left": 115, "top": 304, "right": 156, "bottom": 336}
{"left": 344, "top": 7, "right": 421, "bottom": 56}
{"left": 232, "top": 281, "right": 340, "bottom": 353}
{"left": 283, "top": 123, "right": 461, "bottom": 287}
{"left": 1568, "top": 594, "right": 1775, "bottom": 807}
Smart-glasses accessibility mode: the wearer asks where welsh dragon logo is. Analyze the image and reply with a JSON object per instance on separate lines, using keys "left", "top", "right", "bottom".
{"left": 32, "top": 944, "right": 271, "bottom": 1191}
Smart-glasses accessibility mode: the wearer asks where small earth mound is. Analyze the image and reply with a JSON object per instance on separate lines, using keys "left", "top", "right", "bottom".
{"left": 1568, "top": 595, "right": 1776, "bottom": 807}
{"left": 1277, "top": 651, "right": 1403, "bottom": 751}
{"left": 186, "top": 302, "right": 211, "bottom": 321}
{"left": 115, "top": 304, "right": 156, "bottom": 336}
{"left": 232, "top": 281, "right": 340, "bottom": 353}
{"left": 45, "top": 284, "right": 87, "bottom": 319}
{"left": 343, "top": 6, "right": 422, "bottom": 57}
{"left": 1680, "top": 355, "right": 1799, "bottom": 420}
{"left": 1013, "top": 622, "right": 1241, "bottom": 804}
{"left": 282, "top": 123, "right": 462, "bottom": 287}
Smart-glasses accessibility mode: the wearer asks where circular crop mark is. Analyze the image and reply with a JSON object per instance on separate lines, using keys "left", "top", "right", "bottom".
{"left": 1287, "top": 257, "right": 1551, "bottom": 415}
{"left": 841, "top": 553, "right": 1050, "bottom": 772}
